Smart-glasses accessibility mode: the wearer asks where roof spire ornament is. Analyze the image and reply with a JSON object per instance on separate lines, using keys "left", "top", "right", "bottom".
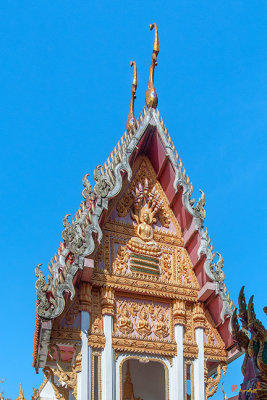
{"left": 145, "top": 23, "right": 159, "bottom": 109}
{"left": 16, "top": 384, "right": 26, "bottom": 400}
{"left": 126, "top": 61, "right": 137, "bottom": 132}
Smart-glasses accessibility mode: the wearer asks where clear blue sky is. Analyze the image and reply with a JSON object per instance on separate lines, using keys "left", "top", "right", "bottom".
{"left": 0, "top": 1, "right": 266, "bottom": 398}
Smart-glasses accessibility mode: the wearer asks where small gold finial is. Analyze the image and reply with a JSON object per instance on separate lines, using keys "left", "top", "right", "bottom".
{"left": 126, "top": 61, "right": 137, "bottom": 132}
{"left": 16, "top": 383, "right": 25, "bottom": 400}
{"left": 145, "top": 23, "right": 159, "bottom": 109}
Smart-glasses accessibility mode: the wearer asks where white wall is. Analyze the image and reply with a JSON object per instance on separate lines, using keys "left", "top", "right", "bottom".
{"left": 39, "top": 380, "right": 56, "bottom": 400}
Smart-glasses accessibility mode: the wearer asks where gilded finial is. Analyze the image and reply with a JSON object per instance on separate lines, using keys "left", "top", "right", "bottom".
{"left": 126, "top": 61, "right": 137, "bottom": 132}
{"left": 145, "top": 23, "right": 159, "bottom": 109}
{"left": 16, "top": 383, "right": 26, "bottom": 400}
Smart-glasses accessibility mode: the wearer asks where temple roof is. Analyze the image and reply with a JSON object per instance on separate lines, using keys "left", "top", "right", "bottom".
{"left": 33, "top": 105, "right": 235, "bottom": 367}
{"left": 33, "top": 23, "right": 236, "bottom": 370}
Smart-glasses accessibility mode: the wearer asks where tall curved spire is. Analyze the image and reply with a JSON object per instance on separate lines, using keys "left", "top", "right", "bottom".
{"left": 126, "top": 61, "right": 137, "bottom": 132}
{"left": 145, "top": 23, "right": 159, "bottom": 109}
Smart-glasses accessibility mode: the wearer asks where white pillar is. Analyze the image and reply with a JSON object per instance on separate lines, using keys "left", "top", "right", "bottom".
{"left": 173, "top": 324, "right": 184, "bottom": 400}
{"left": 77, "top": 311, "right": 91, "bottom": 400}
{"left": 115, "top": 354, "right": 121, "bottom": 400}
{"left": 102, "top": 314, "right": 114, "bottom": 400}
{"left": 193, "top": 328, "right": 205, "bottom": 400}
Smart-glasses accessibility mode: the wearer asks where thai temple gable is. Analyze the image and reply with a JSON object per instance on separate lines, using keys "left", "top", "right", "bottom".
{"left": 32, "top": 23, "right": 240, "bottom": 400}
{"left": 34, "top": 105, "right": 234, "bottom": 325}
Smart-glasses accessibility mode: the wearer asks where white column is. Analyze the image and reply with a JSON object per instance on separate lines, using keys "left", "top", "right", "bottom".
{"left": 102, "top": 314, "right": 114, "bottom": 400}
{"left": 77, "top": 311, "right": 91, "bottom": 400}
{"left": 115, "top": 354, "right": 121, "bottom": 400}
{"left": 193, "top": 328, "right": 205, "bottom": 400}
{"left": 173, "top": 324, "right": 184, "bottom": 400}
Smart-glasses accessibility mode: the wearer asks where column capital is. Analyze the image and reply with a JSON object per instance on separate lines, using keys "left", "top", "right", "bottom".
{"left": 193, "top": 302, "right": 206, "bottom": 329}
{"left": 173, "top": 300, "right": 186, "bottom": 326}
{"left": 79, "top": 282, "right": 92, "bottom": 312}
{"left": 100, "top": 286, "right": 115, "bottom": 316}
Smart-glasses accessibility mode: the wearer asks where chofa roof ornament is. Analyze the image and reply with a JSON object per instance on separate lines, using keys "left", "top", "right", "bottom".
{"left": 126, "top": 61, "right": 137, "bottom": 133}
{"left": 145, "top": 23, "right": 159, "bottom": 109}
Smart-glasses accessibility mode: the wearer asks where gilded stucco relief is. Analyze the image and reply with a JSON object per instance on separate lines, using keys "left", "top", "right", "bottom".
{"left": 92, "top": 157, "right": 199, "bottom": 302}
{"left": 114, "top": 296, "right": 172, "bottom": 341}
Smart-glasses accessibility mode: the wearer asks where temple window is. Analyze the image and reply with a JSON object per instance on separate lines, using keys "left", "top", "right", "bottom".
{"left": 184, "top": 360, "right": 194, "bottom": 400}
{"left": 92, "top": 352, "right": 101, "bottom": 400}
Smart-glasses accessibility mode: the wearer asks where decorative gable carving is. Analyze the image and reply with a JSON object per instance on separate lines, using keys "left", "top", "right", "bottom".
{"left": 116, "top": 157, "right": 172, "bottom": 231}
{"left": 91, "top": 156, "right": 199, "bottom": 301}
{"left": 204, "top": 310, "right": 227, "bottom": 361}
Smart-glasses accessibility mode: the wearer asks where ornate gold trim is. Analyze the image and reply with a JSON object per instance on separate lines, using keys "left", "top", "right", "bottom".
{"left": 51, "top": 347, "right": 81, "bottom": 399}
{"left": 206, "top": 363, "right": 228, "bottom": 398}
{"left": 114, "top": 156, "right": 182, "bottom": 239}
{"left": 173, "top": 300, "right": 186, "bottom": 326}
{"left": 114, "top": 293, "right": 173, "bottom": 342}
{"left": 183, "top": 344, "right": 199, "bottom": 359}
{"left": 112, "top": 336, "right": 176, "bottom": 357}
{"left": 50, "top": 327, "right": 81, "bottom": 343}
{"left": 192, "top": 302, "right": 206, "bottom": 329}
{"left": 79, "top": 282, "right": 92, "bottom": 312}
{"left": 93, "top": 272, "right": 198, "bottom": 301}
{"left": 88, "top": 333, "right": 106, "bottom": 350}
{"left": 100, "top": 287, "right": 115, "bottom": 316}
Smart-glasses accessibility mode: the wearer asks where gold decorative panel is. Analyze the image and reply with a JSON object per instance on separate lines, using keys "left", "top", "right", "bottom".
{"left": 114, "top": 295, "right": 173, "bottom": 341}
{"left": 91, "top": 157, "right": 199, "bottom": 302}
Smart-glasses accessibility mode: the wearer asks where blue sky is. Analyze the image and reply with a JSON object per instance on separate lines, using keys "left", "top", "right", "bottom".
{"left": 0, "top": 1, "right": 266, "bottom": 398}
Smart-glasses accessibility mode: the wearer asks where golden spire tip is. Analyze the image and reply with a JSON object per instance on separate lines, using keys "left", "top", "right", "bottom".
{"left": 145, "top": 22, "right": 159, "bottom": 109}
{"left": 126, "top": 60, "right": 137, "bottom": 133}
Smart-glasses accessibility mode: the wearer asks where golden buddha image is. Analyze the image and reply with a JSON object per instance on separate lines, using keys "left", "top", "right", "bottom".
{"left": 154, "top": 309, "right": 169, "bottom": 339}
{"left": 136, "top": 307, "right": 152, "bottom": 337}
{"left": 127, "top": 180, "right": 162, "bottom": 273}
{"left": 118, "top": 303, "right": 134, "bottom": 335}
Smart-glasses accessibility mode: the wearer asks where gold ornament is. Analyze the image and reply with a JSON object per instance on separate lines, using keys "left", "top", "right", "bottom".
{"left": 117, "top": 302, "right": 134, "bottom": 335}
{"left": 79, "top": 282, "right": 92, "bottom": 312}
{"left": 173, "top": 300, "right": 186, "bottom": 326}
{"left": 160, "top": 254, "right": 172, "bottom": 282}
{"left": 127, "top": 180, "right": 163, "bottom": 274}
{"left": 145, "top": 23, "right": 159, "bottom": 109}
{"left": 206, "top": 363, "right": 228, "bottom": 398}
{"left": 136, "top": 306, "right": 152, "bottom": 337}
{"left": 113, "top": 245, "right": 129, "bottom": 275}
{"left": 193, "top": 302, "right": 206, "bottom": 329}
{"left": 100, "top": 287, "right": 115, "bottom": 316}
{"left": 126, "top": 61, "right": 137, "bottom": 133}
{"left": 51, "top": 346, "right": 81, "bottom": 399}
{"left": 154, "top": 309, "right": 169, "bottom": 339}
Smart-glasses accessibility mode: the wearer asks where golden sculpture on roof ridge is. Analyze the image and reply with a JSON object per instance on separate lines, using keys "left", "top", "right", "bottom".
{"left": 126, "top": 61, "right": 137, "bottom": 133}
{"left": 145, "top": 23, "right": 159, "bottom": 109}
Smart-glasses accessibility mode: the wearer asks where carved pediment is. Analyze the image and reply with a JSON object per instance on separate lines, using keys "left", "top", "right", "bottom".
{"left": 91, "top": 156, "right": 199, "bottom": 299}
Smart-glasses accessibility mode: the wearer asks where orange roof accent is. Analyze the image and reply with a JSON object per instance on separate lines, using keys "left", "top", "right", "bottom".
{"left": 32, "top": 299, "right": 41, "bottom": 368}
